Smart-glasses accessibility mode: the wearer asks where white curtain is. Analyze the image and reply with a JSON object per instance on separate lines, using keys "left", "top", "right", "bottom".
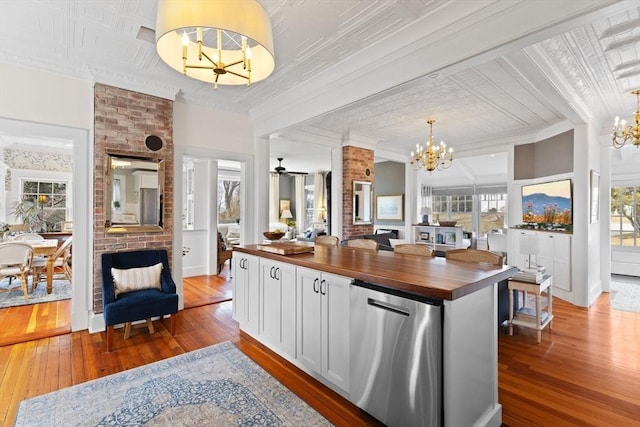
{"left": 269, "top": 173, "right": 280, "bottom": 224}
{"left": 295, "top": 174, "right": 306, "bottom": 234}
{"left": 314, "top": 172, "right": 324, "bottom": 222}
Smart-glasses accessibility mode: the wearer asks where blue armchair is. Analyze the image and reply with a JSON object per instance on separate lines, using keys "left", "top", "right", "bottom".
{"left": 101, "top": 249, "right": 179, "bottom": 351}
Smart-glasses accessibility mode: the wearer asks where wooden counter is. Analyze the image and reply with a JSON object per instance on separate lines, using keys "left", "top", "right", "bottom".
{"left": 234, "top": 244, "right": 517, "bottom": 300}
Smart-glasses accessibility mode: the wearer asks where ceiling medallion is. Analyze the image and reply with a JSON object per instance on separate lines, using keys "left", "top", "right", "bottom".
{"left": 155, "top": 0, "right": 275, "bottom": 89}
{"left": 410, "top": 119, "right": 454, "bottom": 172}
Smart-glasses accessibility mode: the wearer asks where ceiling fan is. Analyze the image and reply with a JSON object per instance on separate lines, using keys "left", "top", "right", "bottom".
{"left": 274, "top": 157, "right": 307, "bottom": 176}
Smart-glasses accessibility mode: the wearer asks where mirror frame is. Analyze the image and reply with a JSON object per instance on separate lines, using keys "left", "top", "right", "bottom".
{"left": 105, "top": 153, "right": 164, "bottom": 233}
{"left": 353, "top": 180, "right": 373, "bottom": 225}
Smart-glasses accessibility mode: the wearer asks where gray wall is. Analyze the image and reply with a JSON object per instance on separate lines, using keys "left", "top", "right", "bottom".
{"left": 514, "top": 130, "right": 574, "bottom": 179}
{"left": 374, "top": 161, "right": 405, "bottom": 226}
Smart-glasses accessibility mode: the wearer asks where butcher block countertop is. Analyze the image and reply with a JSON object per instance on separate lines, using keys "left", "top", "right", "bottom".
{"left": 234, "top": 244, "right": 517, "bottom": 301}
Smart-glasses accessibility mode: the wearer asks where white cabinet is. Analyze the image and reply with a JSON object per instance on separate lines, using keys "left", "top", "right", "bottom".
{"left": 537, "top": 233, "right": 571, "bottom": 292}
{"left": 259, "top": 258, "right": 297, "bottom": 358}
{"left": 412, "top": 225, "right": 464, "bottom": 252}
{"left": 232, "top": 253, "right": 260, "bottom": 337}
{"left": 509, "top": 230, "right": 572, "bottom": 293}
{"left": 296, "top": 267, "right": 350, "bottom": 392}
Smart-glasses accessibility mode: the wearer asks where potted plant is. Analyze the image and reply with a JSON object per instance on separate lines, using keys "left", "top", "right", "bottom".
{"left": 11, "top": 200, "right": 45, "bottom": 232}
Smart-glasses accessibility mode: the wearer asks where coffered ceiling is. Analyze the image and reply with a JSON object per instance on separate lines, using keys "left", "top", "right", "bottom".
{"left": 1, "top": 0, "right": 638, "bottom": 185}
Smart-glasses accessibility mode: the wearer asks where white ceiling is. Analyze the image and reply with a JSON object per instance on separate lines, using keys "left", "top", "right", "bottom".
{"left": 0, "top": 0, "right": 638, "bottom": 186}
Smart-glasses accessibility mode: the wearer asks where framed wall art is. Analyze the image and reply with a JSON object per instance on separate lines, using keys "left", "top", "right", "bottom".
{"left": 375, "top": 194, "right": 403, "bottom": 221}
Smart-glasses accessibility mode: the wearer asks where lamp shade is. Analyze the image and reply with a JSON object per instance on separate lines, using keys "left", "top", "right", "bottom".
{"left": 155, "top": 0, "right": 275, "bottom": 86}
{"left": 280, "top": 209, "right": 293, "bottom": 220}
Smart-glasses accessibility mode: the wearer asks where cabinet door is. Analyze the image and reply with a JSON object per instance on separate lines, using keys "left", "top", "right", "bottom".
{"left": 245, "top": 254, "right": 260, "bottom": 336}
{"left": 233, "top": 254, "right": 259, "bottom": 336}
{"left": 321, "top": 272, "right": 350, "bottom": 392}
{"left": 259, "top": 259, "right": 296, "bottom": 357}
{"left": 232, "top": 255, "right": 245, "bottom": 323}
{"left": 260, "top": 259, "right": 282, "bottom": 346}
{"left": 280, "top": 263, "right": 297, "bottom": 357}
{"left": 296, "top": 267, "right": 322, "bottom": 374}
{"left": 551, "top": 234, "right": 571, "bottom": 292}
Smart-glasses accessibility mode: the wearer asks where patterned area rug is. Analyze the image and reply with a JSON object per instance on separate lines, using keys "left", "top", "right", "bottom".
{"left": 0, "top": 278, "right": 71, "bottom": 308}
{"left": 15, "top": 341, "right": 331, "bottom": 426}
{"left": 610, "top": 280, "right": 640, "bottom": 313}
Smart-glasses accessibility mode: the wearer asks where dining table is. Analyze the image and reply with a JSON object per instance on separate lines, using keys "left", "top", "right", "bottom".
{"left": 29, "top": 239, "right": 58, "bottom": 294}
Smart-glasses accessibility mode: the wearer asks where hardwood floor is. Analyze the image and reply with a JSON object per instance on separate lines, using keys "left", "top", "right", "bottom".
{"left": 1, "top": 269, "right": 639, "bottom": 426}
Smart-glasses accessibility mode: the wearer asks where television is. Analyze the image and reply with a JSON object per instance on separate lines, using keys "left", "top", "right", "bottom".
{"left": 521, "top": 179, "right": 572, "bottom": 225}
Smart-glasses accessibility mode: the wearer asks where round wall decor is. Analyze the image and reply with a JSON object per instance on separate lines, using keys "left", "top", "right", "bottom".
{"left": 145, "top": 135, "right": 163, "bottom": 151}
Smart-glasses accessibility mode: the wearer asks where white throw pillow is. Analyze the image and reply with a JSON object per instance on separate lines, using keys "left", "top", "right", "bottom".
{"left": 389, "top": 238, "right": 408, "bottom": 248}
{"left": 111, "top": 263, "right": 163, "bottom": 297}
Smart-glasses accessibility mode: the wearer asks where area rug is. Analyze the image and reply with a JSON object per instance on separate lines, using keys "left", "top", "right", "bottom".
{"left": 610, "top": 280, "right": 640, "bottom": 313}
{"left": 0, "top": 278, "right": 71, "bottom": 308}
{"left": 15, "top": 341, "right": 331, "bottom": 426}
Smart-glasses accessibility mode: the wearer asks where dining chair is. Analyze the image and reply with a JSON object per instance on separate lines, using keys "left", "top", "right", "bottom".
{"left": 445, "top": 248, "right": 504, "bottom": 266}
{"left": 12, "top": 233, "right": 45, "bottom": 242}
{"left": 315, "top": 235, "right": 339, "bottom": 246}
{"left": 394, "top": 244, "right": 435, "bottom": 257}
{"left": 0, "top": 242, "right": 34, "bottom": 300}
{"left": 345, "top": 239, "right": 379, "bottom": 251}
{"left": 32, "top": 237, "right": 73, "bottom": 287}
{"left": 217, "top": 232, "right": 233, "bottom": 274}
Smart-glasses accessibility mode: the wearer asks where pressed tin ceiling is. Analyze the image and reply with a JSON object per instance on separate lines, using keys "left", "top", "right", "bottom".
{"left": 0, "top": 0, "right": 638, "bottom": 183}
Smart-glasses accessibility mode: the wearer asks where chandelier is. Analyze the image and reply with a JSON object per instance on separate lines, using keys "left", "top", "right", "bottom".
{"left": 612, "top": 89, "right": 640, "bottom": 149}
{"left": 410, "top": 119, "right": 454, "bottom": 172}
{"left": 155, "top": 0, "right": 275, "bottom": 89}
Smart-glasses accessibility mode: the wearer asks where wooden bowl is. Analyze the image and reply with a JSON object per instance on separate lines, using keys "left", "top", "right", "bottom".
{"left": 263, "top": 231, "right": 285, "bottom": 241}
{"left": 438, "top": 221, "right": 457, "bottom": 227}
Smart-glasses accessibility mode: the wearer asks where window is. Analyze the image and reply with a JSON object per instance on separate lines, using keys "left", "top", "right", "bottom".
{"left": 433, "top": 194, "right": 472, "bottom": 231}
{"left": 21, "top": 180, "right": 68, "bottom": 232}
{"left": 479, "top": 193, "right": 506, "bottom": 236}
{"left": 218, "top": 178, "right": 241, "bottom": 224}
{"left": 305, "top": 184, "right": 314, "bottom": 230}
{"left": 610, "top": 186, "right": 640, "bottom": 247}
{"left": 429, "top": 186, "right": 507, "bottom": 239}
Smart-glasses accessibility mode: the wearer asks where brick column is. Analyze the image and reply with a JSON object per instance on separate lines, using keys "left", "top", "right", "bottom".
{"left": 342, "top": 146, "right": 374, "bottom": 239}
{"left": 93, "top": 83, "right": 174, "bottom": 313}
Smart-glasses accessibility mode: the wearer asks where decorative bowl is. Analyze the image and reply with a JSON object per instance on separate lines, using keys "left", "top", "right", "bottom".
{"left": 263, "top": 231, "right": 285, "bottom": 241}
{"left": 438, "top": 221, "right": 457, "bottom": 227}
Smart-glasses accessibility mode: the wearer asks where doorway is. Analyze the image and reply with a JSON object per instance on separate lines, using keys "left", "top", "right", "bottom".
{"left": 0, "top": 117, "right": 90, "bottom": 343}
{"left": 180, "top": 154, "right": 246, "bottom": 309}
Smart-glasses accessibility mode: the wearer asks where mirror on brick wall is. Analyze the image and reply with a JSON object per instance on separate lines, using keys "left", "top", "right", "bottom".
{"left": 106, "top": 154, "right": 164, "bottom": 233}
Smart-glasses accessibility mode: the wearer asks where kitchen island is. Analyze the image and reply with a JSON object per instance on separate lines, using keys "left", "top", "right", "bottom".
{"left": 233, "top": 244, "right": 517, "bottom": 427}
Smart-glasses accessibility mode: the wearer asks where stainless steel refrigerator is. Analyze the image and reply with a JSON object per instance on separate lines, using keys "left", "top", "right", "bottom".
{"left": 139, "top": 188, "right": 158, "bottom": 225}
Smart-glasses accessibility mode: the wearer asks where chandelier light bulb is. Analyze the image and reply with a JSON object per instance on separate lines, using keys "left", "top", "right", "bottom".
{"left": 409, "top": 119, "right": 454, "bottom": 172}
{"left": 612, "top": 89, "right": 640, "bottom": 149}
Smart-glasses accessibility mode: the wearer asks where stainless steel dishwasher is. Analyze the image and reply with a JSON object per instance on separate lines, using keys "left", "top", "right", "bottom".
{"left": 350, "top": 280, "right": 443, "bottom": 427}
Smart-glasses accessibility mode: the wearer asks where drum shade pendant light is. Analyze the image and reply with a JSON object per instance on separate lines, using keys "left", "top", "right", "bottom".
{"left": 155, "top": 0, "right": 275, "bottom": 89}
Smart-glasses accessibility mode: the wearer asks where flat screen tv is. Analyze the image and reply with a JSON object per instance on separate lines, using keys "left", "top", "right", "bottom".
{"left": 521, "top": 179, "right": 572, "bottom": 225}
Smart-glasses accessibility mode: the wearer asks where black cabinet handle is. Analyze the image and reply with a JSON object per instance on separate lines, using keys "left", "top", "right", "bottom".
{"left": 320, "top": 279, "right": 326, "bottom": 295}
{"left": 275, "top": 268, "right": 280, "bottom": 281}
{"left": 270, "top": 266, "right": 275, "bottom": 279}
{"left": 313, "top": 278, "right": 319, "bottom": 293}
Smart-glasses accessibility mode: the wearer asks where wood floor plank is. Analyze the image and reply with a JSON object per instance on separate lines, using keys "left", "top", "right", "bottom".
{"left": 1, "top": 271, "right": 639, "bottom": 426}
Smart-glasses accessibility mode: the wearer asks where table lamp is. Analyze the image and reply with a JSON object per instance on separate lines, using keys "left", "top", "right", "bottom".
{"left": 519, "top": 233, "right": 539, "bottom": 271}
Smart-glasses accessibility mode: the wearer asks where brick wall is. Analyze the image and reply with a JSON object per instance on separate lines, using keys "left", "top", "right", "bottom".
{"left": 93, "top": 83, "right": 174, "bottom": 313}
{"left": 342, "top": 145, "right": 374, "bottom": 239}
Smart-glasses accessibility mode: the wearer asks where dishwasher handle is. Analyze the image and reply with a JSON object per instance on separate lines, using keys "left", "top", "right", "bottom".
{"left": 367, "top": 298, "right": 410, "bottom": 317}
